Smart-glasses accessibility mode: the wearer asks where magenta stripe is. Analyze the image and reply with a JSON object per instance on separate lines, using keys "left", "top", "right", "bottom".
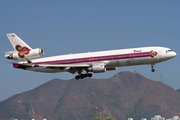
{"left": 35, "top": 52, "right": 152, "bottom": 65}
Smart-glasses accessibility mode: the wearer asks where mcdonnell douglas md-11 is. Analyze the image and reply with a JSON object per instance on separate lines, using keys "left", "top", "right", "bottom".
{"left": 5, "top": 33, "right": 176, "bottom": 79}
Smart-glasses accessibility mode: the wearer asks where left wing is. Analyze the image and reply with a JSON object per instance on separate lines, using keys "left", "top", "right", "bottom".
{"left": 10, "top": 60, "right": 91, "bottom": 74}
{"left": 10, "top": 58, "right": 106, "bottom": 74}
{"left": 39, "top": 63, "right": 90, "bottom": 74}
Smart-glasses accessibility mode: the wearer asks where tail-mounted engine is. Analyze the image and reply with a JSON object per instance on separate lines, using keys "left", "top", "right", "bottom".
{"left": 5, "top": 48, "right": 44, "bottom": 60}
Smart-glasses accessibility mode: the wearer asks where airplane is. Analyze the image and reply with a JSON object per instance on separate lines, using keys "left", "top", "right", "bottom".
{"left": 5, "top": 33, "right": 176, "bottom": 80}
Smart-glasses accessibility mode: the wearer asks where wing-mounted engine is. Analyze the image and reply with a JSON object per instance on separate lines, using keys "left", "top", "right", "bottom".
{"left": 88, "top": 64, "right": 106, "bottom": 73}
{"left": 5, "top": 48, "right": 44, "bottom": 60}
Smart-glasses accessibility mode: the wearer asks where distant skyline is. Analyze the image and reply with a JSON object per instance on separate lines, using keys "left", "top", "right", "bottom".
{"left": 0, "top": 0, "right": 180, "bottom": 102}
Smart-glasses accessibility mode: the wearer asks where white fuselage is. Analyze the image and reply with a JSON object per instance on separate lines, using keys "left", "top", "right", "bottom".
{"left": 16, "top": 46, "right": 176, "bottom": 73}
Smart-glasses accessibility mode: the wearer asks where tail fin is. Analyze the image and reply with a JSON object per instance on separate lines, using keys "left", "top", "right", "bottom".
{"left": 6, "top": 33, "right": 32, "bottom": 50}
{"left": 5, "top": 33, "right": 44, "bottom": 60}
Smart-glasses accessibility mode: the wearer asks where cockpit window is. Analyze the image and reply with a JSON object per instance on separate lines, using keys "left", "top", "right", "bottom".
{"left": 166, "top": 50, "right": 173, "bottom": 53}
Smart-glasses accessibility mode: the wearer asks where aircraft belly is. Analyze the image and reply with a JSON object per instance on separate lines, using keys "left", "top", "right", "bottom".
{"left": 106, "top": 59, "right": 134, "bottom": 67}
{"left": 106, "top": 57, "right": 158, "bottom": 68}
{"left": 105, "top": 60, "right": 121, "bottom": 68}
{"left": 131, "top": 57, "right": 157, "bottom": 65}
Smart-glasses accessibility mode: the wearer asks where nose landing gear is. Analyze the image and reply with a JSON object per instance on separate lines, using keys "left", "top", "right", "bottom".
{"left": 151, "top": 69, "right": 155, "bottom": 72}
{"left": 151, "top": 64, "right": 155, "bottom": 72}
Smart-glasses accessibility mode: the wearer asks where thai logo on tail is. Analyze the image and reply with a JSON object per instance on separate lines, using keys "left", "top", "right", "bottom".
{"left": 15, "top": 45, "right": 31, "bottom": 58}
{"left": 150, "top": 50, "right": 158, "bottom": 58}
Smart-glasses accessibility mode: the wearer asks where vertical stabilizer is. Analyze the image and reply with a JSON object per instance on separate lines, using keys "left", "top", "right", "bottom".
{"left": 6, "top": 33, "right": 32, "bottom": 50}
{"left": 5, "top": 33, "right": 43, "bottom": 60}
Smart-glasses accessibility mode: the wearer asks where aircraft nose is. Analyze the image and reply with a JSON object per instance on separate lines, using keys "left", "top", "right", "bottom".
{"left": 170, "top": 51, "right": 177, "bottom": 58}
{"left": 172, "top": 51, "right": 177, "bottom": 57}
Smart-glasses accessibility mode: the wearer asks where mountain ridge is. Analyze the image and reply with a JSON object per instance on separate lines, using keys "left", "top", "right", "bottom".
{"left": 0, "top": 71, "right": 180, "bottom": 120}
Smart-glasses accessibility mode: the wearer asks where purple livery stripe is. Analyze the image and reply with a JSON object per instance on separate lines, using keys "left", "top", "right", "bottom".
{"left": 35, "top": 51, "right": 156, "bottom": 65}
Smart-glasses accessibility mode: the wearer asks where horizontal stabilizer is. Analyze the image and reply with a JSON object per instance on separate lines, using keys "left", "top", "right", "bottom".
{"left": 7, "top": 62, "right": 33, "bottom": 68}
{"left": 5, "top": 51, "right": 17, "bottom": 57}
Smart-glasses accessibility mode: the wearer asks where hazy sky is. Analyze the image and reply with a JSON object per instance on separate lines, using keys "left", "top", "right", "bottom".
{"left": 0, "top": 0, "right": 180, "bottom": 102}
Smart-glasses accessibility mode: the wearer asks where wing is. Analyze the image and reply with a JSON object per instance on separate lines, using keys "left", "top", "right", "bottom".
{"left": 40, "top": 63, "right": 90, "bottom": 74}
{"left": 9, "top": 58, "right": 106, "bottom": 74}
{"left": 9, "top": 61, "right": 91, "bottom": 74}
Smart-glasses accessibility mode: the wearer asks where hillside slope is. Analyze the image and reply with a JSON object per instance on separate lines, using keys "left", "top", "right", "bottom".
{"left": 0, "top": 71, "right": 180, "bottom": 120}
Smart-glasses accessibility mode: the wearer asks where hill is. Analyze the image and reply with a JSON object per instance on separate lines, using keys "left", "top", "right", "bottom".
{"left": 0, "top": 71, "right": 180, "bottom": 120}
{"left": 177, "top": 88, "right": 180, "bottom": 92}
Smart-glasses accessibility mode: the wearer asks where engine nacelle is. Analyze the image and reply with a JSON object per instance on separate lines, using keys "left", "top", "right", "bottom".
{"left": 6, "top": 48, "right": 44, "bottom": 60}
{"left": 88, "top": 64, "right": 106, "bottom": 73}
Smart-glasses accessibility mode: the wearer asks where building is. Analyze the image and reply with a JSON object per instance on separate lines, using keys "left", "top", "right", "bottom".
{"left": 142, "top": 118, "right": 147, "bottom": 120}
{"left": 128, "top": 118, "right": 133, "bottom": 120}
{"left": 151, "top": 115, "right": 165, "bottom": 120}
{"left": 166, "top": 116, "right": 180, "bottom": 120}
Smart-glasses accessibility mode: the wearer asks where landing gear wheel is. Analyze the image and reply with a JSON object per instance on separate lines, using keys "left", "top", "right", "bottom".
{"left": 80, "top": 74, "right": 85, "bottom": 79}
{"left": 75, "top": 73, "right": 93, "bottom": 80}
{"left": 87, "top": 73, "right": 92, "bottom": 77}
{"left": 151, "top": 69, "right": 155, "bottom": 72}
{"left": 75, "top": 75, "right": 80, "bottom": 80}
{"left": 151, "top": 64, "right": 155, "bottom": 72}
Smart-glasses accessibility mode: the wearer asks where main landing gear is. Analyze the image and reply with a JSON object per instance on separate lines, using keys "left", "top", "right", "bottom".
{"left": 151, "top": 64, "right": 155, "bottom": 72}
{"left": 75, "top": 73, "right": 92, "bottom": 80}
